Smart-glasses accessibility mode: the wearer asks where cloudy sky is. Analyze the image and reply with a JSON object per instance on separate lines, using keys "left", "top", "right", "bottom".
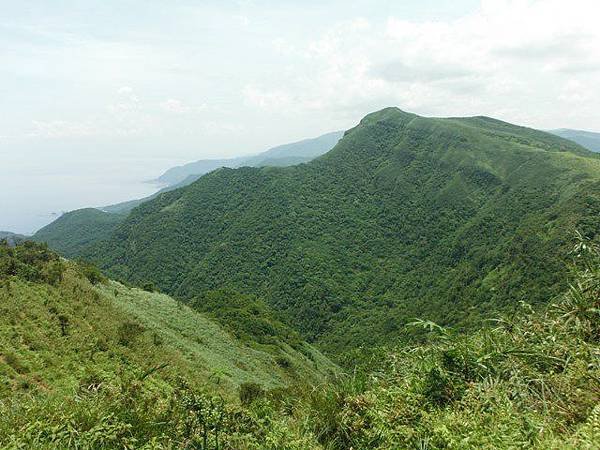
{"left": 2, "top": 0, "right": 600, "bottom": 233}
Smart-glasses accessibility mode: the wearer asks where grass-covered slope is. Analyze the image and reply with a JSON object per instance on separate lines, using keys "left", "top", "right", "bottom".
{"left": 0, "top": 242, "right": 333, "bottom": 394}
{"left": 33, "top": 208, "right": 126, "bottom": 258}
{"left": 84, "top": 108, "right": 600, "bottom": 353}
{"left": 0, "top": 241, "right": 335, "bottom": 448}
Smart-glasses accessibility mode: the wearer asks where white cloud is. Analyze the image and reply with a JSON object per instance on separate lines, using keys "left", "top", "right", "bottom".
{"left": 117, "top": 86, "right": 133, "bottom": 95}
{"left": 243, "top": 85, "right": 293, "bottom": 110}
{"left": 160, "top": 98, "right": 191, "bottom": 114}
{"left": 30, "top": 120, "right": 99, "bottom": 139}
{"left": 244, "top": 0, "right": 600, "bottom": 129}
{"left": 159, "top": 98, "right": 207, "bottom": 115}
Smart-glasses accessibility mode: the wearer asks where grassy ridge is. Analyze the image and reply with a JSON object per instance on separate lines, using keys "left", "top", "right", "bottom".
{"left": 100, "top": 281, "right": 336, "bottom": 389}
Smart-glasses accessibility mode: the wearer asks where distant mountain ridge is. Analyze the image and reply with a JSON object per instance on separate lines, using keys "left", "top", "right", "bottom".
{"left": 550, "top": 128, "right": 600, "bottom": 152}
{"left": 153, "top": 130, "right": 344, "bottom": 187}
{"left": 33, "top": 208, "right": 125, "bottom": 258}
{"left": 100, "top": 130, "right": 344, "bottom": 214}
{"left": 33, "top": 130, "right": 345, "bottom": 251}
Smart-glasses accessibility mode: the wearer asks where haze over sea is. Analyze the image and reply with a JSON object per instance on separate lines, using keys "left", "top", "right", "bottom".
{"left": 0, "top": 139, "right": 172, "bottom": 234}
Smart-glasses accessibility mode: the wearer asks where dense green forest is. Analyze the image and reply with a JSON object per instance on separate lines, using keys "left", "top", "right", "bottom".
{"left": 65, "top": 108, "right": 600, "bottom": 353}
{"left": 1, "top": 233, "right": 598, "bottom": 448}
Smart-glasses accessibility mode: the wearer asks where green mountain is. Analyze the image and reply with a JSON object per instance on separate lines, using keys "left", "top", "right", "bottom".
{"left": 5, "top": 110, "right": 600, "bottom": 448}
{"left": 154, "top": 130, "right": 344, "bottom": 187}
{"left": 550, "top": 128, "right": 600, "bottom": 152}
{"left": 33, "top": 208, "right": 126, "bottom": 258}
{"left": 73, "top": 108, "right": 600, "bottom": 354}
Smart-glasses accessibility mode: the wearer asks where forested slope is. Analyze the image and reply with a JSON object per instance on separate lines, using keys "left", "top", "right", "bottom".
{"left": 82, "top": 108, "right": 600, "bottom": 353}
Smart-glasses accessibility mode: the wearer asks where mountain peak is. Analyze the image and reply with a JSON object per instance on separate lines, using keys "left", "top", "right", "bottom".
{"left": 359, "top": 106, "right": 418, "bottom": 124}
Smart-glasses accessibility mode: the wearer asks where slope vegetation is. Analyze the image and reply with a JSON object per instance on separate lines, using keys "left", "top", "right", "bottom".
{"left": 2, "top": 238, "right": 598, "bottom": 448}
{"left": 82, "top": 108, "right": 600, "bottom": 353}
{"left": 236, "top": 236, "right": 600, "bottom": 448}
{"left": 33, "top": 208, "right": 125, "bottom": 258}
{"left": 0, "top": 241, "right": 335, "bottom": 447}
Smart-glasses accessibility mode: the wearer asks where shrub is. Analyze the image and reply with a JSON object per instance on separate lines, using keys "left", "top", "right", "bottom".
{"left": 77, "top": 260, "right": 106, "bottom": 285}
{"left": 239, "top": 382, "right": 264, "bottom": 406}
{"left": 117, "top": 321, "right": 145, "bottom": 346}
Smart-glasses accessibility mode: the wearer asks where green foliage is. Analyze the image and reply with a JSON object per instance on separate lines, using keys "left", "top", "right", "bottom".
{"left": 117, "top": 321, "right": 145, "bottom": 346}
{"left": 192, "top": 289, "right": 303, "bottom": 349}
{"left": 237, "top": 235, "right": 600, "bottom": 448}
{"left": 0, "top": 242, "right": 335, "bottom": 447}
{"left": 77, "top": 259, "right": 107, "bottom": 284}
{"left": 1, "top": 374, "right": 265, "bottom": 449}
{"left": 239, "top": 382, "right": 265, "bottom": 406}
{"left": 0, "top": 240, "right": 65, "bottom": 285}
{"left": 75, "top": 108, "right": 600, "bottom": 353}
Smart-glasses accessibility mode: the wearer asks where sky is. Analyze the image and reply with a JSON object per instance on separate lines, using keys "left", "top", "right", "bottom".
{"left": 2, "top": 0, "right": 600, "bottom": 233}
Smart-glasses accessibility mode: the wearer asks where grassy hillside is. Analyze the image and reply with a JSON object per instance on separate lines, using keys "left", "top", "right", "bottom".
{"left": 2, "top": 238, "right": 598, "bottom": 448}
{"left": 33, "top": 208, "right": 126, "bottom": 258}
{"left": 80, "top": 108, "right": 600, "bottom": 354}
{"left": 550, "top": 128, "right": 600, "bottom": 152}
{"left": 0, "top": 241, "right": 335, "bottom": 447}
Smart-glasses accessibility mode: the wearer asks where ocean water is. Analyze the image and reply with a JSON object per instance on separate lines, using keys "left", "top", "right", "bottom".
{"left": 1, "top": 171, "right": 161, "bottom": 235}
{"left": 1, "top": 139, "right": 177, "bottom": 234}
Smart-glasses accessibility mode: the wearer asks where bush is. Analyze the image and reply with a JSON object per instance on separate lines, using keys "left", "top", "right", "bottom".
{"left": 77, "top": 260, "right": 106, "bottom": 285}
{"left": 117, "top": 321, "right": 145, "bottom": 346}
{"left": 239, "top": 382, "right": 264, "bottom": 406}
